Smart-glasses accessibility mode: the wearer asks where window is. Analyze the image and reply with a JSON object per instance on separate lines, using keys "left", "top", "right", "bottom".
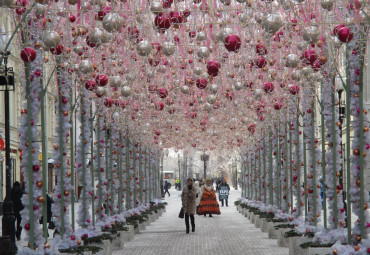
{"left": 164, "top": 173, "right": 173, "bottom": 179}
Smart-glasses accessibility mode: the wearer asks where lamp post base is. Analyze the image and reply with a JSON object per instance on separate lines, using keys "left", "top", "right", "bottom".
{"left": 1, "top": 200, "right": 17, "bottom": 255}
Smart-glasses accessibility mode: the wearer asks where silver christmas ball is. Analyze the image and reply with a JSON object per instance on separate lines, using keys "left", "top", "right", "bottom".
{"left": 136, "top": 40, "right": 152, "bottom": 56}
{"left": 297, "top": 41, "right": 309, "bottom": 50}
{"left": 102, "top": 13, "right": 124, "bottom": 33}
{"left": 196, "top": 31, "right": 207, "bottom": 41}
{"left": 286, "top": 54, "right": 300, "bottom": 68}
{"left": 112, "top": 111, "right": 120, "bottom": 120}
{"left": 194, "top": 67, "right": 203, "bottom": 76}
{"left": 234, "top": 81, "right": 243, "bottom": 91}
{"left": 197, "top": 46, "right": 210, "bottom": 59}
{"left": 209, "top": 84, "right": 218, "bottom": 94}
{"left": 207, "top": 94, "right": 217, "bottom": 104}
{"left": 150, "top": 1, "right": 163, "bottom": 13}
{"left": 96, "top": 87, "right": 106, "bottom": 97}
{"left": 219, "top": 27, "right": 234, "bottom": 42}
{"left": 126, "top": 73, "right": 135, "bottom": 82}
{"left": 291, "top": 70, "right": 301, "bottom": 81}
{"left": 262, "top": 14, "right": 283, "bottom": 33}
{"left": 320, "top": 0, "right": 334, "bottom": 10}
{"left": 79, "top": 60, "right": 93, "bottom": 74}
{"left": 73, "top": 45, "right": 83, "bottom": 54}
{"left": 280, "top": 0, "right": 291, "bottom": 10}
{"left": 302, "top": 26, "right": 320, "bottom": 43}
{"left": 204, "top": 103, "right": 213, "bottom": 112}
{"left": 110, "top": 76, "right": 122, "bottom": 88}
{"left": 162, "top": 42, "right": 176, "bottom": 56}
{"left": 121, "top": 86, "right": 132, "bottom": 97}
{"left": 181, "top": 86, "right": 190, "bottom": 94}
{"left": 301, "top": 66, "right": 313, "bottom": 76}
{"left": 43, "top": 31, "right": 61, "bottom": 48}
{"left": 253, "top": 88, "right": 263, "bottom": 100}
{"left": 158, "top": 65, "right": 167, "bottom": 73}
{"left": 89, "top": 28, "right": 108, "bottom": 45}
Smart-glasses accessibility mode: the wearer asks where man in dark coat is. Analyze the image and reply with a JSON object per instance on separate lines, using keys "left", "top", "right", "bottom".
{"left": 11, "top": 181, "right": 24, "bottom": 240}
{"left": 218, "top": 179, "right": 230, "bottom": 207}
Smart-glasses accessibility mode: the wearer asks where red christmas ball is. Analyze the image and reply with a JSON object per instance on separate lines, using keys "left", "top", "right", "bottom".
{"left": 69, "top": 14, "right": 76, "bottom": 22}
{"left": 154, "top": 13, "right": 172, "bottom": 31}
{"left": 86, "top": 36, "right": 97, "bottom": 48}
{"left": 98, "top": 6, "right": 110, "bottom": 21}
{"left": 311, "top": 60, "right": 322, "bottom": 72}
{"left": 155, "top": 101, "right": 164, "bottom": 111}
{"left": 337, "top": 27, "right": 353, "bottom": 43}
{"left": 182, "top": 9, "right": 191, "bottom": 17}
{"left": 244, "top": 81, "right": 253, "bottom": 89}
{"left": 50, "top": 44, "right": 64, "bottom": 55}
{"left": 289, "top": 84, "right": 300, "bottom": 95}
{"left": 248, "top": 123, "right": 255, "bottom": 134}
{"left": 162, "top": 0, "right": 173, "bottom": 8}
{"left": 95, "top": 74, "right": 108, "bottom": 87}
{"left": 24, "top": 223, "right": 30, "bottom": 230}
{"left": 104, "top": 98, "right": 113, "bottom": 107}
{"left": 20, "top": 47, "right": 37, "bottom": 63}
{"left": 196, "top": 78, "right": 208, "bottom": 89}
{"left": 333, "top": 24, "right": 346, "bottom": 36}
{"left": 33, "top": 165, "right": 40, "bottom": 172}
{"left": 170, "top": 11, "right": 183, "bottom": 24}
{"left": 274, "top": 101, "right": 283, "bottom": 110}
{"left": 256, "top": 43, "right": 267, "bottom": 55}
{"left": 263, "top": 82, "right": 274, "bottom": 93}
{"left": 225, "top": 91, "right": 234, "bottom": 100}
{"left": 158, "top": 88, "right": 168, "bottom": 98}
{"left": 224, "top": 34, "right": 241, "bottom": 52}
{"left": 85, "top": 80, "right": 97, "bottom": 91}
{"left": 207, "top": 60, "right": 221, "bottom": 76}
{"left": 127, "top": 26, "right": 140, "bottom": 40}
{"left": 302, "top": 49, "right": 317, "bottom": 64}
{"left": 165, "top": 97, "right": 174, "bottom": 105}
{"left": 255, "top": 57, "right": 267, "bottom": 68}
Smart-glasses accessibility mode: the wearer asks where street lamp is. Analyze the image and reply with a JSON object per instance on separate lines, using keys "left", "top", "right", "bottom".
{"left": 200, "top": 152, "right": 209, "bottom": 180}
{"left": 0, "top": 27, "right": 16, "bottom": 254}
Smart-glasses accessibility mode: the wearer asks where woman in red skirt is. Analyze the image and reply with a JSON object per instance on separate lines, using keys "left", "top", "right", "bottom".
{"left": 198, "top": 178, "right": 221, "bottom": 217}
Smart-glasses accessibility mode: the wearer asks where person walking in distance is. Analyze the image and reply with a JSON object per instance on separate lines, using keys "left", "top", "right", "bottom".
{"left": 181, "top": 178, "right": 197, "bottom": 234}
{"left": 164, "top": 180, "right": 170, "bottom": 197}
{"left": 198, "top": 178, "right": 221, "bottom": 217}
{"left": 218, "top": 179, "right": 230, "bottom": 207}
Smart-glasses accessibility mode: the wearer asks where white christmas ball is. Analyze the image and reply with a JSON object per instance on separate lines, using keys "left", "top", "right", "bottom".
{"left": 150, "top": 1, "right": 163, "bottom": 13}
{"left": 197, "top": 47, "right": 210, "bottom": 59}
{"left": 112, "top": 112, "right": 120, "bottom": 120}
{"left": 253, "top": 88, "right": 263, "bottom": 100}
{"left": 43, "top": 31, "right": 61, "bottom": 48}
{"left": 262, "top": 14, "right": 283, "bottom": 33}
{"left": 110, "top": 76, "right": 121, "bottom": 88}
{"left": 301, "top": 66, "right": 313, "bottom": 76}
{"left": 204, "top": 103, "right": 213, "bottom": 112}
{"left": 234, "top": 81, "right": 243, "bottom": 91}
{"left": 302, "top": 26, "right": 320, "bottom": 43}
{"left": 194, "top": 67, "right": 202, "bottom": 76}
{"left": 79, "top": 60, "right": 93, "bottom": 74}
{"left": 96, "top": 87, "right": 106, "bottom": 97}
{"left": 297, "top": 41, "right": 309, "bottom": 50}
{"left": 291, "top": 70, "right": 301, "bottom": 81}
{"left": 102, "top": 13, "right": 124, "bottom": 33}
{"left": 207, "top": 94, "right": 217, "bottom": 104}
{"left": 181, "top": 86, "right": 190, "bottom": 94}
{"left": 209, "top": 84, "right": 218, "bottom": 94}
{"left": 126, "top": 73, "right": 135, "bottom": 82}
{"left": 137, "top": 40, "right": 152, "bottom": 56}
{"left": 89, "top": 28, "right": 108, "bottom": 45}
{"left": 121, "top": 86, "right": 132, "bottom": 97}
{"left": 286, "top": 54, "right": 300, "bottom": 68}
{"left": 197, "top": 31, "right": 207, "bottom": 41}
{"left": 219, "top": 27, "right": 234, "bottom": 42}
{"left": 162, "top": 42, "right": 176, "bottom": 56}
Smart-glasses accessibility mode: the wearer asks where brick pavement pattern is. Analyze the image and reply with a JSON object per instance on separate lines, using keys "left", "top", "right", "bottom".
{"left": 113, "top": 188, "right": 289, "bottom": 255}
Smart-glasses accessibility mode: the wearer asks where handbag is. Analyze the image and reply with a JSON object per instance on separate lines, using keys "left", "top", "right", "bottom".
{"left": 178, "top": 207, "right": 184, "bottom": 218}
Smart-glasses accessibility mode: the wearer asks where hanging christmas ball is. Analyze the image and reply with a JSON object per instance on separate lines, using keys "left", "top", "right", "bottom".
{"left": 154, "top": 13, "right": 172, "bottom": 31}
{"left": 155, "top": 101, "right": 164, "bottom": 111}
{"left": 302, "top": 49, "right": 317, "bottom": 64}
{"left": 96, "top": 74, "right": 108, "bottom": 87}
{"left": 96, "top": 87, "right": 106, "bottom": 97}
{"left": 320, "top": 0, "right": 334, "bottom": 10}
{"left": 209, "top": 84, "right": 218, "bottom": 94}
{"left": 89, "top": 28, "right": 108, "bottom": 45}
{"left": 102, "top": 13, "right": 124, "bottom": 33}
{"left": 263, "top": 82, "right": 274, "bottom": 93}
{"left": 162, "top": 42, "right": 176, "bottom": 56}
{"left": 104, "top": 98, "right": 113, "bottom": 107}
{"left": 337, "top": 27, "right": 353, "bottom": 42}
{"left": 170, "top": 11, "right": 183, "bottom": 24}
{"left": 204, "top": 103, "right": 213, "bottom": 112}
{"left": 37, "top": 196, "right": 45, "bottom": 203}
{"left": 79, "top": 60, "right": 93, "bottom": 74}
{"left": 261, "top": 14, "right": 283, "bottom": 33}
{"left": 224, "top": 34, "right": 241, "bottom": 52}
{"left": 110, "top": 76, "right": 122, "bottom": 88}
{"left": 121, "top": 86, "right": 132, "bottom": 97}
{"left": 137, "top": 40, "right": 152, "bottom": 56}
{"left": 207, "top": 94, "right": 217, "bottom": 104}
{"left": 255, "top": 57, "right": 267, "bottom": 68}
{"left": 158, "top": 88, "right": 168, "bottom": 98}
{"left": 43, "top": 31, "right": 61, "bottom": 48}
{"left": 24, "top": 223, "right": 30, "bottom": 230}
{"left": 302, "top": 26, "right": 321, "bottom": 43}
{"left": 85, "top": 80, "right": 96, "bottom": 91}
{"left": 289, "top": 84, "right": 300, "bottom": 95}
{"left": 196, "top": 31, "right": 207, "bottom": 41}
{"left": 286, "top": 54, "right": 300, "bottom": 68}
{"left": 150, "top": 1, "right": 163, "bottom": 13}
{"left": 196, "top": 78, "right": 208, "bottom": 89}
{"left": 256, "top": 43, "right": 267, "bottom": 55}
{"left": 197, "top": 46, "right": 210, "bottom": 59}
{"left": 50, "top": 44, "right": 64, "bottom": 55}
{"left": 20, "top": 47, "right": 37, "bottom": 62}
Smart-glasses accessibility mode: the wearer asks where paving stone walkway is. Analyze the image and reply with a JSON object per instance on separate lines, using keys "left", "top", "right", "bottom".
{"left": 113, "top": 187, "right": 289, "bottom": 255}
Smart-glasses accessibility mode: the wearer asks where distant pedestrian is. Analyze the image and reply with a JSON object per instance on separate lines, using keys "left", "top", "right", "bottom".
{"left": 11, "top": 181, "right": 24, "bottom": 240}
{"left": 164, "top": 180, "right": 170, "bottom": 197}
{"left": 181, "top": 178, "right": 197, "bottom": 234}
{"left": 198, "top": 178, "right": 221, "bottom": 217}
{"left": 218, "top": 179, "right": 230, "bottom": 207}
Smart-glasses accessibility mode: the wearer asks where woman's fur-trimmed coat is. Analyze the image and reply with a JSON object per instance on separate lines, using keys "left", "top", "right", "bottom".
{"left": 181, "top": 185, "right": 197, "bottom": 215}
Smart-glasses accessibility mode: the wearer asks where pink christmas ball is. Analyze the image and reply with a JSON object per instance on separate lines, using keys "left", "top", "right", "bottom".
{"left": 289, "top": 85, "right": 300, "bottom": 95}
{"left": 274, "top": 101, "right": 283, "bottom": 110}
{"left": 333, "top": 24, "right": 346, "bottom": 36}
{"left": 255, "top": 57, "right": 267, "bottom": 68}
{"left": 224, "top": 34, "right": 241, "bottom": 52}
{"left": 156, "top": 101, "right": 164, "bottom": 111}
{"left": 158, "top": 88, "right": 168, "bottom": 98}
{"left": 20, "top": 47, "right": 37, "bottom": 63}
{"left": 170, "top": 11, "right": 183, "bottom": 24}
{"left": 207, "top": 60, "right": 221, "bottom": 76}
